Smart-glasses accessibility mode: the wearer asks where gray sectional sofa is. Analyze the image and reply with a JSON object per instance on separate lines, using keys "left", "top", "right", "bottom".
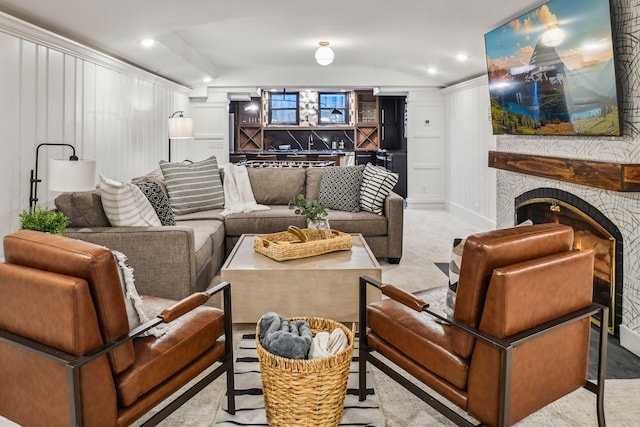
{"left": 57, "top": 166, "right": 403, "bottom": 300}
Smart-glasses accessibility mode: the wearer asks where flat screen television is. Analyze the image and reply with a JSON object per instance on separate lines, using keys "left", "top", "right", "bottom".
{"left": 485, "top": 0, "right": 621, "bottom": 136}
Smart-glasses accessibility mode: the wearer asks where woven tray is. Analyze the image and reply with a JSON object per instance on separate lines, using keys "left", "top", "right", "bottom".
{"left": 254, "top": 228, "right": 352, "bottom": 261}
{"left": 256, "top": 316, "right": 355, "bottom": 427}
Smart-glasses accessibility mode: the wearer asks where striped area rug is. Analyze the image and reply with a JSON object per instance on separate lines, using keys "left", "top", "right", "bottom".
{"left": 215, "top": 334, "right": 384, "bottom": 426}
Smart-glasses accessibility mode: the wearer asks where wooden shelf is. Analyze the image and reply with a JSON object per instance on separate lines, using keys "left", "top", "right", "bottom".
{"left": 356, "top": 125, "right": 379, "bottom": 150}
{"left": 238, "top": 126, "right": 262, "bottom": 151}
{"left": 488, "top": 151, "right": 640, "bottom": 192}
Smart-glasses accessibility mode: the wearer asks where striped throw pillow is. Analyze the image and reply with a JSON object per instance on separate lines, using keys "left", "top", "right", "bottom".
{"left": 159, "top": 156, "right": 224, "bottom": 215}
{"left": 360, "top": 163, "right": 399, "bottom": 215}
{"left": 99, "top": 175, "right": 162, "bottom": 226}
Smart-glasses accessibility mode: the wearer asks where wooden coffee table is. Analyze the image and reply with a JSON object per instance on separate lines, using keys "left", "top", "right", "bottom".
{"left": 221, "top": 233, "right": 382, "bottom": 323}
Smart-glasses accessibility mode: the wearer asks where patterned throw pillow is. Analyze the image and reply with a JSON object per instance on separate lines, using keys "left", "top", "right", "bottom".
{"left": 98, "top": 175, "right": 161, "bottom": 227}
{"left": 159, "top": 156, "right": 224, "bottom": 215}
{"left": 135, "top": 181, "right": 176, "bottom": 226}
{"left": 318, "top": 165, "right": 365, "bottom": 212}
{"left": 360, "top": 163, "right": 399, "bottom": 215}
{"left": 444, "top": 238, "right": 465, "bottom": 316}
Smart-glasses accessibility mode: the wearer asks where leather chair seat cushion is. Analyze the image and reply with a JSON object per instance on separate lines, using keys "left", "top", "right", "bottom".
{"left": 367, "top": 287, "right": 470, "bottom": 390}
{"left": 115, "top": 296, "right": 226, "bottom": 406}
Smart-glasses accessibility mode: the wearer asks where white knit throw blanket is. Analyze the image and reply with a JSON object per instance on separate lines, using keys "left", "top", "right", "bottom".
{"left": 112, "top": 249, "right": 166, "bottom": 337}
{"left": 220, "top": 163, "right": 270, "bottom": 217}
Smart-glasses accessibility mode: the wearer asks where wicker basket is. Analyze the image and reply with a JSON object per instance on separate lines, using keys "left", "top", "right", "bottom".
{"left": 256, "top": 316, "right": 355, "bottom": 427}
{"left": 254, "top": 228, "right": 352, "bottom": 261}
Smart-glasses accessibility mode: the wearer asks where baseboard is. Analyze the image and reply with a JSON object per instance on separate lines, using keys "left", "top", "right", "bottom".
{"left": 405, "top": 197, "right": 445, "bottom": 210}
{"left": 620, "top": 325, "right": 640, "bottom": 357}
{"left": 446, "top": 201, "right": 496, "bottom": 231}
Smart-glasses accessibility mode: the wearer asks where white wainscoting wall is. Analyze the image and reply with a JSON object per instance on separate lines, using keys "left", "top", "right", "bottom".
{"left": 0, "top": 12, "right": 190, "bottom": 259}
{"left": 442, "top": 76, "right": 497, "bottom": 230}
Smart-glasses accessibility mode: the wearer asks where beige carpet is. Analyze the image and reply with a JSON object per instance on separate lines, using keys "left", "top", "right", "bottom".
{"left": 1, "top": 210, "right": 638, "bottom": 426}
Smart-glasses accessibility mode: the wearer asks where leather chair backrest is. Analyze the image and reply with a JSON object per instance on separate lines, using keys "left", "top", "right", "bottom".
{"left": 466, "top": 249, "right": 594, "bottom": 425}
{"left": 0, "top": 262, "right": 118, "bottom": 426}
{"left": 3, "top": 230, "right": 135, "bottom": 373}
{"left": 451, "top": 224, "right": 574, "bottom": 358}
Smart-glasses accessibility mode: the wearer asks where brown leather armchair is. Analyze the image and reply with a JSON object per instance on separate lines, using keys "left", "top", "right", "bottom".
{"left": 0, "top": 230, "right": 235, "bottom": 426}
{"left": 359, "top": 223, "right": 608, "bottom": 426}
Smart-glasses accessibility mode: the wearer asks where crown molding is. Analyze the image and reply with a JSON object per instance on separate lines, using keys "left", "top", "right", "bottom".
{"left": 0, "top": 11, "right": 190, "bottom": 96}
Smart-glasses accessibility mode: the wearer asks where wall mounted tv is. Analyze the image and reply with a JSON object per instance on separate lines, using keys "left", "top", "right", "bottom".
{"left": 484, "top": 0, "right": 621, "bottom": 136}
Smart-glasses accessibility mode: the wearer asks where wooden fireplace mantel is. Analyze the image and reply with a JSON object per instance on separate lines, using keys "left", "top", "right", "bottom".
{"left": 488, "top": 151, "right": 640, "bottom": 192}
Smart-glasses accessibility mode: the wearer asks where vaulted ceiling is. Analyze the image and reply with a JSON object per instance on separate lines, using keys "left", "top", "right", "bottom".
{"left": 0, "top": 0, "right": 543, "bottom": 89}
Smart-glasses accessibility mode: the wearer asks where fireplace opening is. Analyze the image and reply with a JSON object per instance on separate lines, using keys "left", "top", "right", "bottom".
{"left": 515, "top": 188, "right": 623, "bottom": 336}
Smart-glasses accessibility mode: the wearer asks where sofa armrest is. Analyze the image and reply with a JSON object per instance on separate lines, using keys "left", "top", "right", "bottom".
{"left": 63, "top": 226, "right": 197, "bottom": 300}
{"left": 384, "top": 191, "right": 404, "bottom": 260}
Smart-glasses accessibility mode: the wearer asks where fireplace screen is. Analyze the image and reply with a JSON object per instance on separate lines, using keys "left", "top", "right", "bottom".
{"left": 516, "top": 197, "right": 618, "bottom": 335}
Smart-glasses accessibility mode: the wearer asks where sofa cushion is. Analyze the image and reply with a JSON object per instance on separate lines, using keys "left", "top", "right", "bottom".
{"left": 55, "top": 191, "right": 111, "bottom": 228}
{"left": 305, "top": 168, "right": 324, "bottom": 201}
{"left": 174, "top": 219, "right": 225, "bottom": 275}
{"left": 224, "top": 205, "right": 306, "bottom": 236}
{"left": 159, "top": 156, "right": 225, "bottom": 215}
{"left": 326, "top": 210, "right": 388, "bottom": 236}
{"left": 247, "top": 168, "right": 306, "bottom": 205}
{"left": 99, "top": 175, "right": 162, "bottom": 227}
{"left": 318, "top": 165, "right": 365, "bottom": 212}
{"left": 360, "top": 163, "right": 399, "bottom": 215}
{"left": 134, "top": 181, "right": 176, "bottom": 226}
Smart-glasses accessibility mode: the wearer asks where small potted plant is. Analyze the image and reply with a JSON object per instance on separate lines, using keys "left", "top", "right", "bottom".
{"left": 289, "top": 194, "right": 331, "bottom": 238}
{"left": 19, "top": 206, "right": 70, "bottom": 235}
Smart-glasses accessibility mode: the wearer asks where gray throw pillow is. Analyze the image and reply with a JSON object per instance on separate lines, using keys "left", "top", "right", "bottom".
{"left": 318, "top": 165, "right": 365, "bottom": 212}
{"left": 159, "top": 156, "right": 224, "bottom": 215}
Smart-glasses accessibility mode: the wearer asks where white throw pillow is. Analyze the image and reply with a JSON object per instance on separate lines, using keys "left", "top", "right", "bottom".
{"left": 99, "top": 175, "right": 161, "bottom": 226}
{"left": 360, "top": 163, "right": 399, "bottom": 215}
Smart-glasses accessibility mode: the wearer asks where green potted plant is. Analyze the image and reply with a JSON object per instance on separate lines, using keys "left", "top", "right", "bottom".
{"left": 19, "top": 206, "right": 70, "bottom": 235}
{"left": 289, "top": 194, "right": 331, "bottom": 238}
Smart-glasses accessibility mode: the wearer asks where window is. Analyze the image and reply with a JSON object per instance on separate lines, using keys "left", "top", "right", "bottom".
{"left": 319, "top": 93, "right": 348, "bottom": 125}
{"left": 269, "top": 92, "right": 299, "bottom": 125}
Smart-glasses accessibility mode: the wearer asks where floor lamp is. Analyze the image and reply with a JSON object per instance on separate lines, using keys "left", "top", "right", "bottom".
{"left": 29, "top": 143, "right": 96, "bottom": 210}
{"left": 168, "top": 111, "right": 194, "bottom": 162}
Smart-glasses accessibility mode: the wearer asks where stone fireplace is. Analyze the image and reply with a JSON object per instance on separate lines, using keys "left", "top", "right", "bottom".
{"left": 514, "top": 188, "right": 623, "bottom": 335}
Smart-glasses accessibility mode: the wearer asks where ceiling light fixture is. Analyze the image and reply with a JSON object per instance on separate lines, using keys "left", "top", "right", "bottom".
{"left": 203, "top": 76, "right": 212, "bottom": 83}
{"left": 427, "top": 67, "right": 437, "bottom": 75}
{"left": 140, "top": 39, "right": 155, "bottom": 48}
{"left": 315, "top": 41, "right": 334, "bottom": 66}
{"left": 456, "top": 53, "right": 469, "bottom": 62}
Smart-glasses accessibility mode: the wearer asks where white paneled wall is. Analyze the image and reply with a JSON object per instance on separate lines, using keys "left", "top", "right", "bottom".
{"left": 442, "top": 77, "right": 497, "bottom": 230}
{"left": 0, "top": 14, "right": 190, "bottom": 259}
{"left": 405, "top": 89, "right": 446, "bottom": 209}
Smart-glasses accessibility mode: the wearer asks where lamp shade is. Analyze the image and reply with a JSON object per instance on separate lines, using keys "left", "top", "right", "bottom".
{"left": 48, "top": 158, "right": 96, "bottom": 192}
{"left": 168, "top": 117, "right": 194, "bottom": 139}
{"left": 315, "top": 42, "right": 334, "bottom": 66}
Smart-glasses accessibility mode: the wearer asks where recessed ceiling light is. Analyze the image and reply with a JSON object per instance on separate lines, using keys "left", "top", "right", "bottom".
{"left": 203, "top": 76, "right": 212, "bottom": 83}
{"left": 140, "top": 39, "right": 155, "bottom": 48}
{"left": 456, "top": 53, "right": 468, "bottom": 62}
{"left": 427, "top": 67, "right": 437, "bottom": 75}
